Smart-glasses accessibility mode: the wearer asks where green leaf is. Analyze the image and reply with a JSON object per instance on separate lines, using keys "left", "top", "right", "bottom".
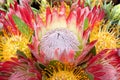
{"left": 84, "top": 18, "right": 89, "bottom": 30}
{"left": 16, "top": 50, "right": 27, "bottom": 59}
{"left": 12, "top": 15, "right": 30, "bottom": 36}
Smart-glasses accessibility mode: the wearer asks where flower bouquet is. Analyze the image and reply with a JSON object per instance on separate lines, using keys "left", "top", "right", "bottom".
{"left": 0, "top": 0, "right": 120, "bottom": 80}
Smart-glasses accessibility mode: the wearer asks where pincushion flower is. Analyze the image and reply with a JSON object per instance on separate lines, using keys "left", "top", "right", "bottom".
{"left": 0, "top": 1, "right": 35, "bottom": 61}
{"left": 0, "top": 53, "right": 42, "bottom": 80}
{"left": 90, "top": 21, "right": 120, "bottom": 53}
{"left": 0, "top": 31, "right": 31, "bottom": 61}
{"left": 42, "top": 60, "right": 90, "bottom": 80}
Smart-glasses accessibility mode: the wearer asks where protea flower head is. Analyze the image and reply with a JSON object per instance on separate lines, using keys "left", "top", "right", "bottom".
{"left": 90, "top": 21, "right": 120, "bottom": 53}
{"left": 0, "top": 53, "right": 42, "bottom": 80}
{"left": 0, "top": 1, "right": 35, "bottom": 61}
{"left": 29, "top": 1, "right": 104, "bottom": 64}
{"left": 27, "top": 1, "right": 105, "bottom": 79}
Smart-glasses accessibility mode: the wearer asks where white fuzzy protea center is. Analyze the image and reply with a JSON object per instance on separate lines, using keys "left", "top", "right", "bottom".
{"left": 40, "top": 28, "right": 80, "bottom": 59}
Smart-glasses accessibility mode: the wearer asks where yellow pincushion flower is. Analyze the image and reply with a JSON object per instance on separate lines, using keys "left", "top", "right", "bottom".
{"left": 0, "top": 31, "right": 31, "bottom": 61}
{"left": 90, "top": 21, "right": 120, "bottom": 53}
{"left": 43, "top": 62, "right": 90, "bottom": 80}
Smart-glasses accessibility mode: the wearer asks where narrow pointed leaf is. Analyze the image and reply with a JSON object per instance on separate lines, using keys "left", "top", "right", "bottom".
{"left": 12, "top": 15, "right": 30, "bottom": 36}
{"left": 84, "top": 18, "right": 89, "bottom": 30}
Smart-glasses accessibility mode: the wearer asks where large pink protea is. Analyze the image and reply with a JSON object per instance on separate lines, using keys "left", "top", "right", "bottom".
{"left": 86, "top": 48, "right": 120, "bottom": 80}
{"left": 29, "top": 1, "right": 104, "bottom": 64}
{"left": 0, "top": 55, "right": 42, "bottom": 80}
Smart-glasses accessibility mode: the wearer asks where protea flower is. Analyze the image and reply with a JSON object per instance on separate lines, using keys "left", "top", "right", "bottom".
{"left": 0, "top": 53, "right": 42, "bottom": 80}
{"left": 90, "top": 21, "right": 120, "bottom": 53}
{"left": 29, "top": 1, "right": 104, "bottom": 64}
{"left": 28, "top": 2, "right": 104, "bottom": 79}
{"left": 0, "top": 1, "right": 35, "bottom": 61}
